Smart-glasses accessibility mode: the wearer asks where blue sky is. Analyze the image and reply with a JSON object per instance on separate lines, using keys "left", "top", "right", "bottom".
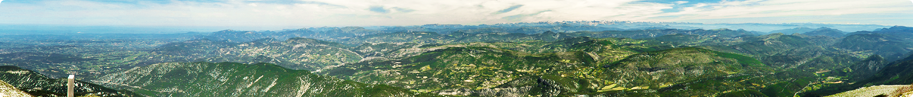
{"left": 0, "top": 0, "right": 911, "bottom": 29}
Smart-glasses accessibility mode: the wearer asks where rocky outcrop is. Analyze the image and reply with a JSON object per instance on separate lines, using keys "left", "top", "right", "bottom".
{"left": 0, "top": 80, "right": 31, "bottom": 97}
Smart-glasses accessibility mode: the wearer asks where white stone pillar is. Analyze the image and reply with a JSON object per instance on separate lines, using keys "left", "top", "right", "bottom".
{"left": 68, "top": 75, "right": 74, "bottom": 97}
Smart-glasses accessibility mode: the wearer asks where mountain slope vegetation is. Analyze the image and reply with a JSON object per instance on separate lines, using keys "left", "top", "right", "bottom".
{"left": 92, "top": 62, "right": 432, "bottom": 97}
{"left": 0, "top": 66, "right": 138, "bottom": 96}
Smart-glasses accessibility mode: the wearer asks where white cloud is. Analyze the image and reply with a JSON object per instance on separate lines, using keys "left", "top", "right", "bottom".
{"left": 676, "top": 1, "right": 688, "bottom": 4}
{"left": 654, "top": 0, "right": 913, "bottom": 22}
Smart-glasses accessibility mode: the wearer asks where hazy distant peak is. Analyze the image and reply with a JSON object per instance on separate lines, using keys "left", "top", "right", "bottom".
{"left": 876, "top": 26, "right": 913, "bottom": 32}
{"left": 815, "top": 27, "right": 840, "bottom": 31}
{"left": 802, "top": 27, "right": 846, "bottom": 37}
{"left": 768, "top": 27, "right": 816, "bottom": 34}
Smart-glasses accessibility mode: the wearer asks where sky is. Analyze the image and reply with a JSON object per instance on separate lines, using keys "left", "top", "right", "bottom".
{"left": 0, "top": 0, "right": 912, "bottom": 30}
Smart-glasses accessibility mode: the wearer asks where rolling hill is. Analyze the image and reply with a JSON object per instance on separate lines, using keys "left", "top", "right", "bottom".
{"left": 92, "top": 62, "right": 432, "bottom": 97}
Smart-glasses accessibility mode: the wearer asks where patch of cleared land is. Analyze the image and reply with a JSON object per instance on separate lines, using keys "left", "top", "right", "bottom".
{"left": 827, "top": 85, "right": 908, "bottom": 97}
